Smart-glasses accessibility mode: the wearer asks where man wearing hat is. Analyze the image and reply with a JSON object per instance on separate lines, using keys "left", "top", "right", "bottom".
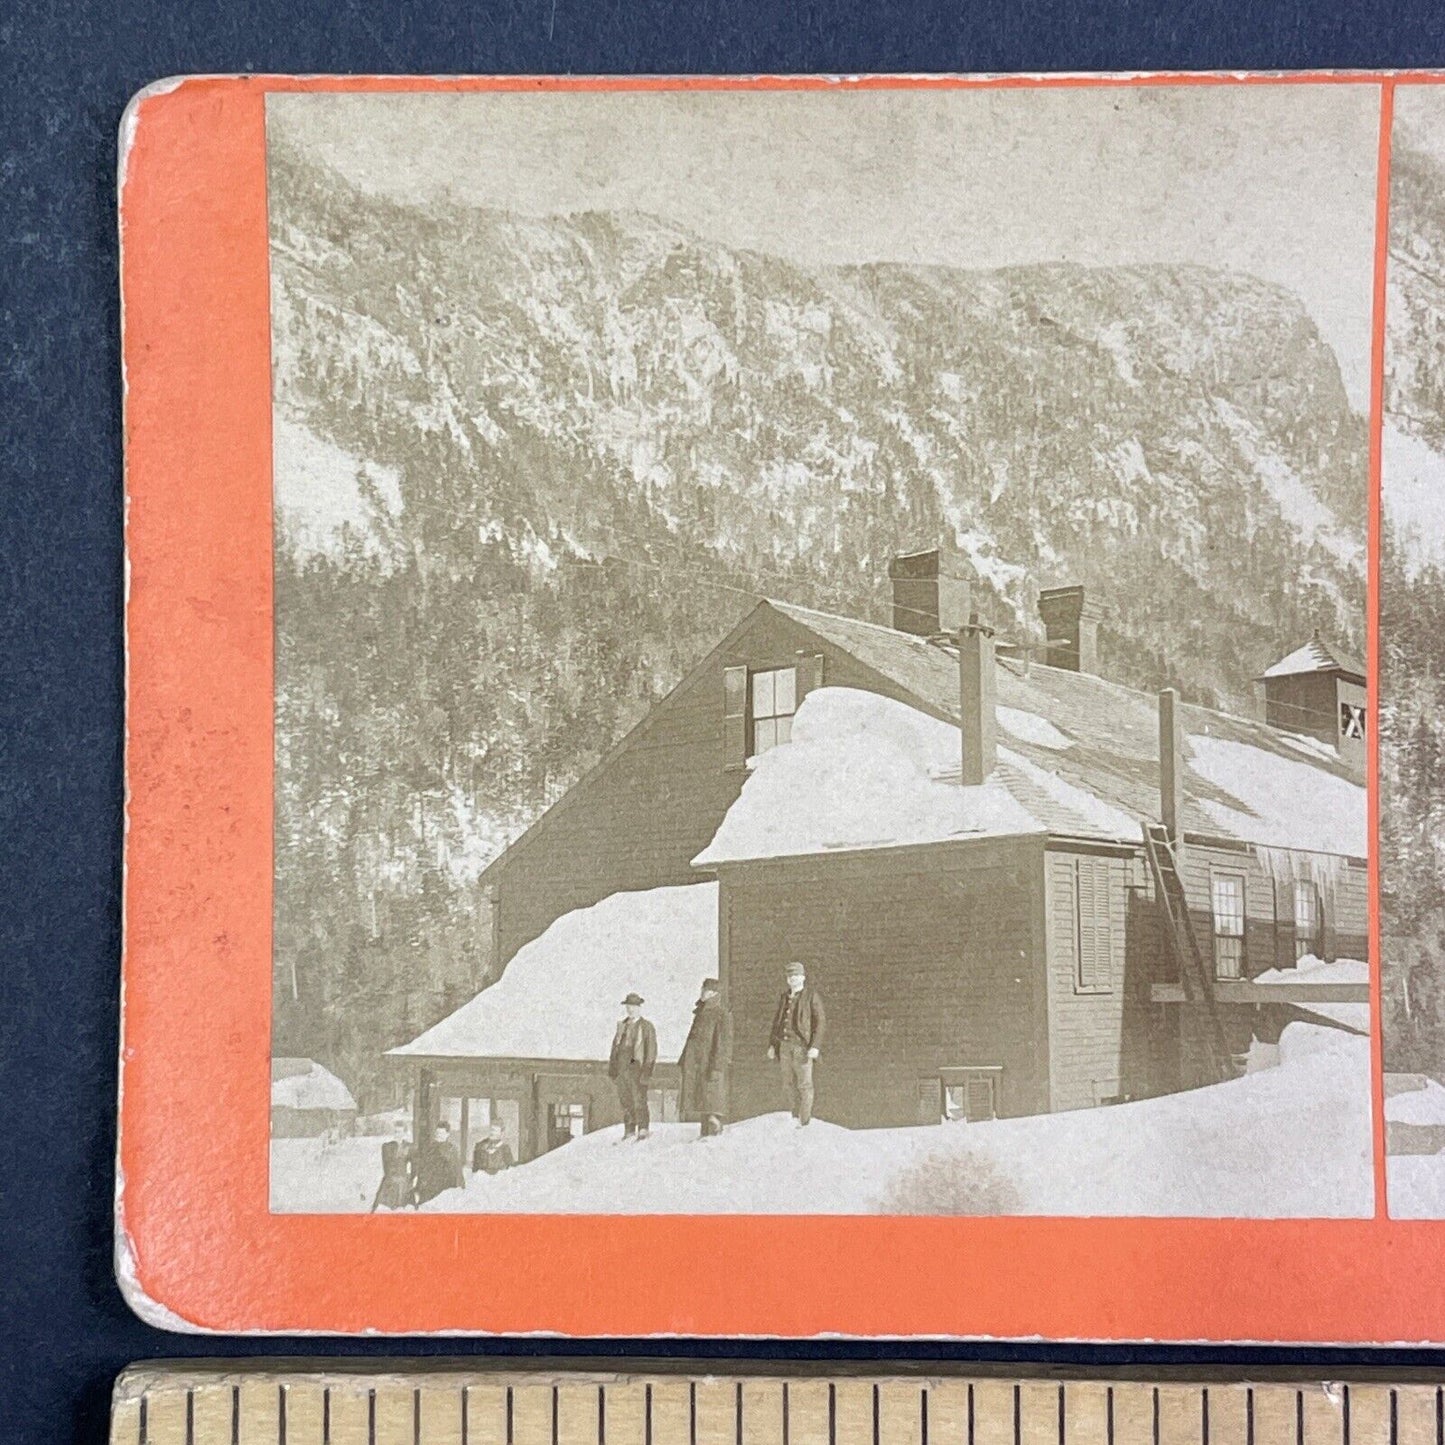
{"left": 679, "top": 977, "right": 734, "bottom": 1139}
{"left": 767, "top": 961, "right": 826, "bottom": 1126}
{"left": 608, "top": 992, "right": 658, "bottom": 1140}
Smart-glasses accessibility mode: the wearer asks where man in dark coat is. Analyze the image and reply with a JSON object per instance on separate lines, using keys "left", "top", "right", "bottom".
{"left": 370, "top": 1121, "right": 417, "bottom": 1211}
{"left": 679, "top": 977, "right": 734, "bottom": 1138}
{"left": 413, "top": 1121, "right": 465, "bottom": 1205}
{"left": 471, "top": 1123, "right": 514, "bottom": 1175}
{"left": 766, "top": 960, "right": 825, "bottom": 1126}
{"left": 608, "top": 992, "right": 658, "bottom": 1140}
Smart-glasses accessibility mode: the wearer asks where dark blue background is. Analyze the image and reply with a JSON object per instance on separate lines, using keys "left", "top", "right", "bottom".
{"left": 6, "top": 2, "right": 1445, "bottom": 1440}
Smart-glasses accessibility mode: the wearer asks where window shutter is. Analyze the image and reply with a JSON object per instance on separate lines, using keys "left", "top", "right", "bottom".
{"left": 795, "top": 651, "right": 825, "bottom": 701}
{"left": 964, "top": 1075, "right": 998, "bottom": 1122}
{"left": 1077, "top": 861, "right": 1098, "bottom": 988}
{"left": 1076, "top": 859, "right": 1114, "bottom": 992}
{"left": 723, "top": 665, "right": 748, "bottom": 770}
{"left": 1094, "top": 863, "right": 1115, "bottom": 989}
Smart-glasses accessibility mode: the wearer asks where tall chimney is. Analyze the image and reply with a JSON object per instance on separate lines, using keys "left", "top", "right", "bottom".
{"left": 1159, "top": 687, "right": 1184, "bottom": 852}
{"left": 888, "top": 546, "right": 972, "bottom": 638}
{"left": 1037, "top": 585, "right": 1106, "bottom": 673}
{"left": 959, "top": 613, "right": 997, "bottom": 786}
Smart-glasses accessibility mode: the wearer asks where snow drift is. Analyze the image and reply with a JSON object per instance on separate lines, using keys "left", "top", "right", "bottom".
{"left": 403, "top": 1022, "right": 1371, "bottom": 1217}
{"left": 389, "top": 882, "right": 718, "bottom": 1062}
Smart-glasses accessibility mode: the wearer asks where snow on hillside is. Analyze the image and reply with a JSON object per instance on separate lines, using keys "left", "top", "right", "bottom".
{"left": 273, "top": 410, "right": 402, "bottom": 556}
{"left": 397, "top": 1022, "right": 1369, "bottom": 1217}
{"left": 389, "top": 883, "right": 718, "bottom": 1062}
{"left": 1383, "top": 423, "right": 1445, "bottom": 572}
{"left": 1212, "top": 399, "right": 1361, "bottom": 567}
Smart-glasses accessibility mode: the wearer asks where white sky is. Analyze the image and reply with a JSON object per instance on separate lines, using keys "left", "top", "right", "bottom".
{"left": 269, "top": 83, "right": 1385, "bottom": 408}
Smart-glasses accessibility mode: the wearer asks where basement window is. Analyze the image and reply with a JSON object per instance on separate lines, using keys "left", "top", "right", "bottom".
{"left": 925, "top": 1066, "right": 1003, "bottom": 1123}
{"left": 1211, "top": 872, "right": 1246, "bottom": 980}
{"left": 547, "top": 1101, "right": 586, "bottom": 1152}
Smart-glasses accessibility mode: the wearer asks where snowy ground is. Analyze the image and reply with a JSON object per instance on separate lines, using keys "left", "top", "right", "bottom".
{"left": 271, "top": 1024, "right": 1371, "bottom": 1217}
{"left": 270, "top": 1133, "right": 388, "bottom": 1212}
{"left": 1388, "top": 1156, "right": 1445, "bottom": 1218}
{"left": 1385, "top": 1077, "right": 1445, "bottom": 1219}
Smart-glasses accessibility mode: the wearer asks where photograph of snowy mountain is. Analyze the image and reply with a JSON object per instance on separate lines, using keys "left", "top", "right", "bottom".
{"left": 265, "top": 83, "right": 1379, "bottom": 1216}
{"left": 1380, "top": 85, "right": 1445, "bottom": 1218}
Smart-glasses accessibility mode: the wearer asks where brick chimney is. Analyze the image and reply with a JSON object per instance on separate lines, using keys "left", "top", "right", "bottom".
{"left": 958, "top": 613, "right": 997, "bottom": 785}
{"left": 888, "top": 546, "right": 972, "bottom": 639}
{"left": 1158, "top": 687, "right": 1184, "bottom": 852}
{"left": 1037, "top": 585, "right": 1106, "bottom": 673}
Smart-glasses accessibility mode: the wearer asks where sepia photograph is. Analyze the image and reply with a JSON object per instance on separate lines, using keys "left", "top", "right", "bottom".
{"left": 1379, "top": 85, "right": 1445, "bottom": 1217}
{"left": 265, "top": 83, "right": 1377, "bottom": 1217}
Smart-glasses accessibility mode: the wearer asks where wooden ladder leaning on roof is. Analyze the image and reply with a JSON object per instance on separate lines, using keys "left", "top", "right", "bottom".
{"left": 1141, "top": 821, "right": 1233, "bottom": 1085}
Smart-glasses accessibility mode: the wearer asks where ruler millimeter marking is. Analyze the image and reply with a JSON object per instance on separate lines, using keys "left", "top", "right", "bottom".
{"left": 111, "top": 1369, "right": 1445, "bottom": 1445}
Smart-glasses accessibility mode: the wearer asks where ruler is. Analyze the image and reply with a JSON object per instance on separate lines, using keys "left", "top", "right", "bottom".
{"left": 111, "top": 1366, "right": 1444, "bottom": 1445}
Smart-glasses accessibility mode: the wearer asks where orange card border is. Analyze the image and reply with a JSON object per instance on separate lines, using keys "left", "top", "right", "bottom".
{"left": 119, "top": 70, "right": 1437, "bottom": 1340}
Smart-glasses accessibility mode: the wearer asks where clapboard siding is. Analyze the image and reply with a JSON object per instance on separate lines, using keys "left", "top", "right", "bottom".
{"left": 1044, "top": 848, "right": 1152, "bottom": 1111}
{"left": 1177, "top": 841, "right": 1369, "bottom": 977}
{"left": 485, "top": 605, "right": 910, "bottom": 967}
{"left": 719, "top": 838, "right": 1049, "bottom": 1129}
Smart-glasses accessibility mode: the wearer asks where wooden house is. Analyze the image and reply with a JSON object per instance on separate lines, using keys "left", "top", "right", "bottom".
{"left": 392, "top": 547, "right": 1369, "bottom": 1158}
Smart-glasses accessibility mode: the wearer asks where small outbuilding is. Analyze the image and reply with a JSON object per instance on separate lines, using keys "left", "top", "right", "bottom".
{"left": 270, "top": 1057, "right": 358, "bottom": 1137}
{"left": 388, "top": 882, "right": 716, "bottom": 1162}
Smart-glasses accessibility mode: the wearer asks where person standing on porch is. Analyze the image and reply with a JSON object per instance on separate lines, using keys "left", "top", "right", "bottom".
{"left": 767, "top": 961, "right": 825, "bottom": 1126}
{"left": 608, "top": 992, "right": 658, "bottom": 1140}
{"left": 680, "top": 977, "right": 733, "bottom": 1139}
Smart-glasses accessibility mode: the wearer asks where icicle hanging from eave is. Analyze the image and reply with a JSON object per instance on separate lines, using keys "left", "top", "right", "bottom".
{"left": 1252, "top": 843, "right": 1349, "bottom": 898}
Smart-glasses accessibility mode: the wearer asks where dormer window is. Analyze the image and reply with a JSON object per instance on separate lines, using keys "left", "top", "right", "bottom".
{"left": 750, "top": 666, "right": 797, "bottom": 755}
{"left": 722, "top": 655, "right": 822, "bottom": 770}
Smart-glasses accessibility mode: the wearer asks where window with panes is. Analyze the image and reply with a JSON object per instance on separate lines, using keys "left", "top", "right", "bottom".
{"left": 750, "top": 666, "right": 797, "bottom": 754}
{"left": 1211, "top": 872, "right": 1246, "bottom": 979}
{"left": 1293, "top": 879, "right": 1322, "bottom": 961}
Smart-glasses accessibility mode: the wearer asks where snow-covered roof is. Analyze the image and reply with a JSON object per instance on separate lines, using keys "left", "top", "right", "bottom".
{"left": 1251, "top": 956, "right": 1369, "bottom": 988}
{"left": 390, "top": 883, "right": 718, "bottom": 1062}
{"left": 270, "top": 1058, "right": 357, "bottom": 1113}
{"left": 693, "top": 676, "right": 1366, "bottom": 866}
{"left": 694, "top": 688, "right": 1118, "bottom": 866}
{"left": 741, "top": 602, "right": 1367, "bottom": 860}
{"left": 1259, "top": 633, "right": 1365, "bottom": 682}
{"left": 1248, "top": 957, "right": 1370, "bottom": 1034}
{"left": 1186, "top": 736, "right": 1365, "bottom": 857}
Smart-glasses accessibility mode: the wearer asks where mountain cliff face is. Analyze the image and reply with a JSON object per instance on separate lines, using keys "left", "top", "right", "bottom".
{"left": 266, "top": 134, "right": 1368, "bottom": 1094}
{"left": 1381, "top": 136, "right": 1445, "bottom": 1078}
